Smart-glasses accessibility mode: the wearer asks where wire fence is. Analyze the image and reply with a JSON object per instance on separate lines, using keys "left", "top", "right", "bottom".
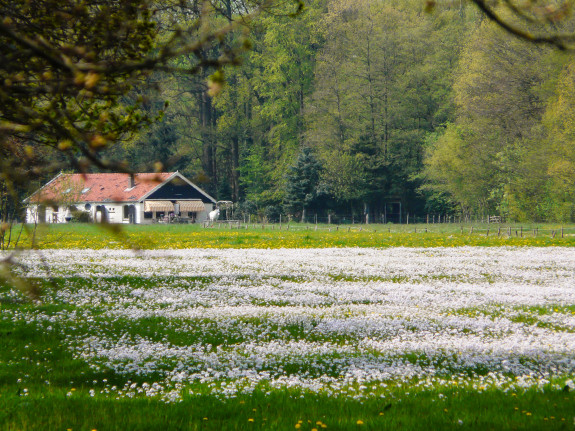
{"left": 203, "top": 218, "right": 573, "bottom": 238}
{"left": 223, "top": 212, "right": 513, "bottom": 226}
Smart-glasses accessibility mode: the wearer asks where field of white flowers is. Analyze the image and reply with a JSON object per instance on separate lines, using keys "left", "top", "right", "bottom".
{"left": 3, "top": 247, "right": 575, "bottom": 403}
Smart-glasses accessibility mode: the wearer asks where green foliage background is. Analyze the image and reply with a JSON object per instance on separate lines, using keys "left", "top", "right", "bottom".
{"left": 7, "top": 0, "right": 575, "bottom": 223}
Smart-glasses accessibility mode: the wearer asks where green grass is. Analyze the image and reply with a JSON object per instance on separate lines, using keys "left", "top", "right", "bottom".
{"left": 2, "top": 294, "right": 575, "bottom": 430}
{"left": 2, "top": 387, "right": 574, "bottom": 430}
{"left": 3, "top": 222, "right": 575, "bottom": 249}
{"left": 1, "top": 315, "right": 573, "bottom": 431}
{"left": 2, "top": 227, "right": 575, "bottom": 429}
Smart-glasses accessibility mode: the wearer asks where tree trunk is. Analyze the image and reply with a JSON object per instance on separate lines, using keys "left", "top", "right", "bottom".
{"left": 231, "top": 135, "right": 239, "bottom": 201}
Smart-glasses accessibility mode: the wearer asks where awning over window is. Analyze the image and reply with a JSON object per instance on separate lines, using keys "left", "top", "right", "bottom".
{"left": 177, "top": 200, "right": 205, "bottom": 212}
{"left": 144, "top": 201, "right": 174, "bottom": 212}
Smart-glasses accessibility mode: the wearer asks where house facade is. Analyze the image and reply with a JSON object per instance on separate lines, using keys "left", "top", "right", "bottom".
{"left": 24, "top": 172, "right": 216, "bottom": 224}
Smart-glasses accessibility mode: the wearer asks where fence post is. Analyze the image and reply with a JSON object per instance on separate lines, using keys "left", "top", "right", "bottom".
{"left": 561, "top": 226, "right": 564, "bottom": 238}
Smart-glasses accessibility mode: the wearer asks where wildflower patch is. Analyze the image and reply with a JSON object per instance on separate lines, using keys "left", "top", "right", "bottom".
{"left": 2, "top": 247, "right": 575, "bottom": 405}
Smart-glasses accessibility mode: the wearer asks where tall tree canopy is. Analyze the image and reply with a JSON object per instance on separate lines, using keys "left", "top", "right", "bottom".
{"left": 3, "top": 0, "right": 575, "bottom": 224}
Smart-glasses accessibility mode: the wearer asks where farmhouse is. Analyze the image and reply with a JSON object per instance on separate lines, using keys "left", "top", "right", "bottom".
{"left": 24, "top": 172, "right": 216, "bottom": 224}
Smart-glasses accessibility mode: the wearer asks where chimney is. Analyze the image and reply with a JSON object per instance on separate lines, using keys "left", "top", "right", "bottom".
{"left": 129, "top": 174, "right": 135, "bottom": 188}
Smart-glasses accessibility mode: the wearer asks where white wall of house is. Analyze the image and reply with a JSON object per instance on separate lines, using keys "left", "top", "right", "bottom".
{"left": 26, "top": 201, "right": 213, "bottom": 224}
{"left": 25, "top": 206, "right": 38, "bottom": 223}
{"left": 26, "top": 205, "right": 66, "bottom": 223}
{"left": 91, "top": 203, "right": 140, "bottom": 224}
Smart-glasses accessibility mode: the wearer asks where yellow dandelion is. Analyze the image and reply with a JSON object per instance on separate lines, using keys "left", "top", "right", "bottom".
{"left": 356, "top": 419, "right": 364, "bottom": 425}
{"left": 248, "top": 418, "right": 254, "bottom": 423}
{"left": 295, "top": 425, "right": 301, "bottom": 429}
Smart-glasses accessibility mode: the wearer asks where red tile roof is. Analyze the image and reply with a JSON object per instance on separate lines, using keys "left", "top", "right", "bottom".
{"left": 27, "top": 172, "right": 174, "bottom": 203}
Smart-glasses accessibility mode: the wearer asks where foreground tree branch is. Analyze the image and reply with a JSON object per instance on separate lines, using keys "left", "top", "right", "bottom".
{"left": 0, "top": 0, "right": 302, "bottom": 187}
{"left": 469, "top": 0, "right": 575, "bottom": 50}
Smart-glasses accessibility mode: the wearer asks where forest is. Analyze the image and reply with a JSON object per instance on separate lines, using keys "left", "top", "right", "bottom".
{"left": 3, "top": 0, "right": 575, "bottom": 223}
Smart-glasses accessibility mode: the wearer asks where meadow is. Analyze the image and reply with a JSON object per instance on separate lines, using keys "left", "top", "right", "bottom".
{"left": 1, "top": 226, "right": 575, "bottom": 430}
{"left": 4, "top": 221, "right": 575, "bottom": 250}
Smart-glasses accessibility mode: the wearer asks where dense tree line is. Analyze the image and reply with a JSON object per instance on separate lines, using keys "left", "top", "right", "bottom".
{"left": 5, "top": 0, "right": 575, "bottom": 223}
{"left": 115, "top": 0, "right": 474, "bottom": 221}
{"left": 115, "top": 0, "right": 575, "bottom": 223}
